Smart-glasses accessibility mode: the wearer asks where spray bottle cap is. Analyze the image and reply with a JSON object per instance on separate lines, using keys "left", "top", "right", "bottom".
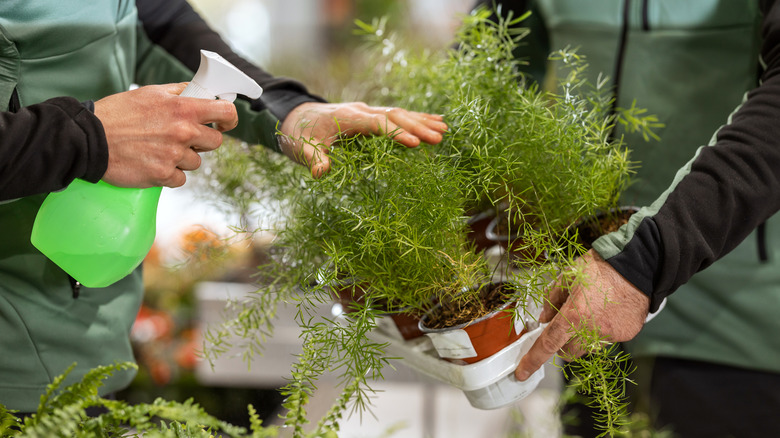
{"left": 180, "top": 50, "right": 263, "bottom": 102}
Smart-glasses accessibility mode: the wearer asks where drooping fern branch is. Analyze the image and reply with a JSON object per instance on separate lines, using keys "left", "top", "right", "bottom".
{"left": 1, "top": 362, "right": 278, "bottom": 438}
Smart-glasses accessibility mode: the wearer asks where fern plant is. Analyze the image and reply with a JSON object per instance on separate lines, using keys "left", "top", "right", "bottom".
{"left": 200, "top": 7, "right": 661, "bottom": 438}
{"left": 0, "top": 362, "right": 278, "bottom": 438}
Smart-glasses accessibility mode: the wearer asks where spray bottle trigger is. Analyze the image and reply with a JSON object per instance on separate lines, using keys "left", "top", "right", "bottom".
{"left": 216, "top": 92, "right": 237, "bottom": 102}
{"left": 184, "top": 50, "right": 263, "bottom": 102}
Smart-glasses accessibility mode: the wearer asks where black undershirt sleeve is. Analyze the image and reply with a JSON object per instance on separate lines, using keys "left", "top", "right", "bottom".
{"left": 135, "top": 0, "right": 325, "bottom": 121}
{"left": 0, "top": 97, "right": 108, "bottom": 201}
{"left": 604, "top": 0, "right": 780, "bottom": 309}
{"left": 0, "top": 1, "right": 326, "bottom": 201}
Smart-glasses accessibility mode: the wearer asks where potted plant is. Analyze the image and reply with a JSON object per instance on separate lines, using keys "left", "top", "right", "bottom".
{"left": 199, "top": 8, "right": 661, "bottom": 437}
{"left": 418, "top": 280, "right": 527, "bottom": 364}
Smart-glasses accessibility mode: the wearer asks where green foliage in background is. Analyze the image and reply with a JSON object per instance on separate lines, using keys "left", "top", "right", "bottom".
{"left": 200, "top": 6, "right": 661, "bottom": 438}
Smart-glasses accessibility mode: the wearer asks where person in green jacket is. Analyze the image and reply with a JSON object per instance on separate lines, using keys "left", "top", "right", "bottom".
{"left": 473, "top": 0, "right": 780, "bottom": 436}
{"left": 0, "top": 0, "right": 447, "bottom": 414}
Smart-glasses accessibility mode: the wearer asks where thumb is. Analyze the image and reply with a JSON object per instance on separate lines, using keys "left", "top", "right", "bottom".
{"left": 307, "top": 144, "right": 331, "bottom": 178}
{"left": 515, "top": 312, "right": 572, "bottom": 381}
{"left": 167, "top": 82, "right": 189, "bottom": 96}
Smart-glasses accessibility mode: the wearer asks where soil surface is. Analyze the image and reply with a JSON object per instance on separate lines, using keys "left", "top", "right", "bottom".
{"left": 576, "top": 208, "right": 636, "bottom": 249}
{"left": 424, "top": 282, "right": 511, "bottom": 329}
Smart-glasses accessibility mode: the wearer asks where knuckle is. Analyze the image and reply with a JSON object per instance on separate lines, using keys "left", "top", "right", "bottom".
{"left": 161, "top": 168, "right": 184, "bottom": 187}
{"left": 168, "top": 174, "right": 186, "bottom": 188}
{"left": 372, "top": 113, "right": 387, "bottom": 125}
{"left": 192, "top": 153, "right": 203, "bottom": 169}
{"left": 537, "top": 334, "right": 562, "bottom": 356}
{"left": 169, "top": 121, "right": 197, "bottom": 144}
{"left": 165, "top": 146, "right": 186, "bottom": 164}
{"left": 147, "top": 164, "right": 171, "bottom": 186}
{"left": 222, "top": 100, "right": 238, "bottom": 118}
{"left": 213, "top": 131, "right": 224, "bottom": 147}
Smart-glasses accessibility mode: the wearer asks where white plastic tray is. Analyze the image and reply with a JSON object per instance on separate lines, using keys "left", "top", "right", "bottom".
{"left": 368, "top": 318, "right": 546, "bottom": 410}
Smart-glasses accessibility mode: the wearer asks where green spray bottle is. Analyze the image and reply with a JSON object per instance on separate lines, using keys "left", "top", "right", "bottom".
{"left": 30, "top": 50, "right": 263, "bottom": 288}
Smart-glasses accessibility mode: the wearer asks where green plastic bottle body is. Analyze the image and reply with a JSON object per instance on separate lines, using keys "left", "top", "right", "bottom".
{"left": 29, "top": 50, "right": 262, "bottom": 289}
{"left": 31, "top": 180, "right": 162, "bottom": 288}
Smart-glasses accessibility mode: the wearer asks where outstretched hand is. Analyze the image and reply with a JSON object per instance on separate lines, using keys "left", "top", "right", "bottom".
{"left": 515, "top": 249, "right": 650, "bottom": 381}
{"left": 278, "top": 101, "right": 449, "bottom": 177}
{"left": 95, "top": 83, "right": 238, "bottom": 188}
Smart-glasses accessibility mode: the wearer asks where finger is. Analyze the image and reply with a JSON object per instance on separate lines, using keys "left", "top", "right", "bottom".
{"left": 413, "top": 112, "right": 445, "bottom": 122}
{"left": 166, "top": 82, "right": 189, "bottom": 96}
{"left": 515, "top": 310, "right": 574, "bottom": 381}
{"left": 290, "top": 140, "right": 331, "bottom": 178}
{"left": 391, "top": 110, "right": 449, "bottom": 140}
{"left": 189, "top": 99, "right": 239, "bottom": 132}
{"left": 558, "top": 336, "right": 587, "bottom": 361}
{"left": 352, "top": 113, "right": 423, "bottom": 148}
{"left": 176, "top": 149, "right": 203, "bottom": 172}
{"left": 306, "top": 144, "right": 331, "bottom": 178}
{"left": 540, "top": 282, "right": 568, "bottom": 323}
{"left": 382, "top": 109, "right": 447, "bottom": 146}
{"left": 161, "top": 168, "right": 187, "bottom": 188}
{"left": 188, "top": 125, "right": 224, "bottom": 153}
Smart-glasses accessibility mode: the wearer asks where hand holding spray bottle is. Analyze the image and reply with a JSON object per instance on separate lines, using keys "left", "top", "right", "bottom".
{"left": 31, "top": 50, "right": 263, "bottom": 288}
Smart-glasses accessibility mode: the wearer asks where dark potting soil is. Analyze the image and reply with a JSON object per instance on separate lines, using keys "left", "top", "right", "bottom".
{"left": 425, "top": 282, "right": 511, "bottom": 329}
{"left": 576, "top": 209, "right": 635, "bottom": 249}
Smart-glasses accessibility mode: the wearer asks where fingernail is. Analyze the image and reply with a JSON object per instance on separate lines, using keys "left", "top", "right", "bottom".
{"left": 516, "top": 369, "right": 530, "bottom": 381}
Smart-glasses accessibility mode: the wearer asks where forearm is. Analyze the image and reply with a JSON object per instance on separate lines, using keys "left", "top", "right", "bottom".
{"left": 594, "top": 2, "right": 780, "bottom": 310}
{"left": 135, "top": 0, "right": 324, "bottom": 121}
{"left": 0, "top": 98, "right": 107, "bottom": 201}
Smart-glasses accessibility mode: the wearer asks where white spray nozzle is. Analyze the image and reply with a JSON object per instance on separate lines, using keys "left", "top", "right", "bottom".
{"left": 180, "top": 50, "right": 263, "bottom": 102}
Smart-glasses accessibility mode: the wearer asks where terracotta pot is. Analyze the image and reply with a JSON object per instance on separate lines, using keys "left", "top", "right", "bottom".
{"left": 418, "top": 282, "right": 526, "bottom": 364}
{"left": 327, "top": 277, "right": 371, "bottom": 313}
{"left": 386, "top": 309, "right": 425, "bottom": 340}
{"left": 327, "top": 277, "right": 425, "bottom": 341}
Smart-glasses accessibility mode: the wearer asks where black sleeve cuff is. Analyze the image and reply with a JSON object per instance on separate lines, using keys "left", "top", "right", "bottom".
{"left": 250, "top": 89, "right": 325, "bottom": 122}
{"left": 601, "top": 217, "right": 666, "bottom": 312}
{"left": 71, "top": 100, "right": 109, "bottom": 183}
{"left": 0, "top": 97, "right": 109, "bottom": 200}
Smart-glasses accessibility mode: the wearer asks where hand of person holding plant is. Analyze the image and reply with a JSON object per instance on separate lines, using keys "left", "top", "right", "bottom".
{"left": 514, "top": 249, "right": 651, "bottom": 381}
{"left": 278, "top": 101, "right": 448, "bottom": 177}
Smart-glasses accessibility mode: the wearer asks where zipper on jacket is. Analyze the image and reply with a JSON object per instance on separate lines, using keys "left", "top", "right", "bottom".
{"left": 608, "top": 0, "right": 632, "bottom": 136}
{"left": 69, "top": 275, "right": 82, "bottom": 299}
{"left": 757, "top": 222, "right": 768, "bottom": 262}
{"left": 8, "top": 87, "right": 20, "bottom": 112}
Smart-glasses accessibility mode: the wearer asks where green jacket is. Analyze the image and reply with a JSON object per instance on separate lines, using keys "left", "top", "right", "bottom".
{"left": 495, "top": 0, "right": 780, "bottom": 373}
{"left": 0, "top": 0, "right": 285, "bottom": 411}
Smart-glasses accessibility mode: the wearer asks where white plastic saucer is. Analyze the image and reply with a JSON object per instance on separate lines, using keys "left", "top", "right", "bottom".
{"left": 367, "top": 320, "right": 546, "bottom": 410}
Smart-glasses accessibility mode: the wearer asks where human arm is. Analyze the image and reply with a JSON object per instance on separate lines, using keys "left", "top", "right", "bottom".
{"left": 135, "top": 0, "right": 323, "bottom": 121}
{"left": 0, "top": 98, "right": 108, "bottom": 201}
{"left": 514, "top": 250, "right": 650, "bottom": 380}
{"left": 135, "top": 0, "right": 448, "bottom": 177}
{"left": 0, "top": 83, "right": 239, "bottom": 202}
{"left": 515, "top": 0, "right": 780, "bottom": 380}
{"left": 95, "top": 82, "right": 237, "bottom": 188}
